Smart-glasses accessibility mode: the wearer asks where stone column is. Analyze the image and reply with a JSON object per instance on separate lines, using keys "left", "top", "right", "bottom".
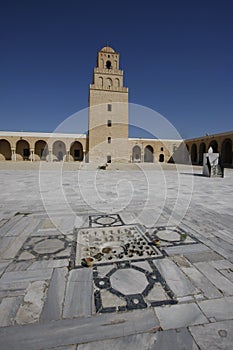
{"left": 66, "top": 150, "right": 70, "bottom": 162}
{"left": 83, "top": 150, "right": 86, "bottom": 163}
{"left": 30, "top": 149, "right": 35, "bottom": 162}
{"left": 12, "top": 149, "right": 16, "bottom": 161}
{"left": 141, "top": 150, "right": 144, "bottom": 163}
{"left": 49, "top": 150, "right": 52, "bottom": 162}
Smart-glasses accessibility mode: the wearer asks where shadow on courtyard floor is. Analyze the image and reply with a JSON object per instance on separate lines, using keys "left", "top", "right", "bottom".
{"left": 180, "top": 172, "right": 206, "bottom": 177}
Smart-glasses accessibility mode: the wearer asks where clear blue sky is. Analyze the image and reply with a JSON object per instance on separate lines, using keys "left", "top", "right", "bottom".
{"left": 0, "top": 0, "right": 232, "bottom": 139}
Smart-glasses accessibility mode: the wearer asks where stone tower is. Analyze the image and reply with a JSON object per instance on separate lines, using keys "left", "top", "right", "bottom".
{"left": 87, "top": 45, "right": 129, "bottom": 163}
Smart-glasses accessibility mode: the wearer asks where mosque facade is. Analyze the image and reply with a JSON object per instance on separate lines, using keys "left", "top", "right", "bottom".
{"left": 0, "top": 46, "right": 232, "bottom": 167}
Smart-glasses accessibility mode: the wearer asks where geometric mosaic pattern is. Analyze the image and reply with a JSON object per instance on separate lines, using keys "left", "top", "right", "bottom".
{"left": 93, "top": 259, "right": 177, "bottom": 313}
{"left": 13, "top": 216, "right": 195, "bottom": 315}
{"left": 145, "top": 226, "right": 198, "bottom": 249}
{"left": 16, "top": 234, "right": 73, "bottom": 261}
{"left": 89, "top": 214, "right": 124, "bottom": 227}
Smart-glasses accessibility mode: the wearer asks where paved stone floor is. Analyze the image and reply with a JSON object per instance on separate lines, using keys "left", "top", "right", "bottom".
{"left": 0, "top": 162, "right": 233, "bottom": 349}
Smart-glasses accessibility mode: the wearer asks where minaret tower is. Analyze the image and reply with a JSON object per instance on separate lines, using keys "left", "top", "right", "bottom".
{"left": 87, "top": 45, "right": 129, "bottom": 163}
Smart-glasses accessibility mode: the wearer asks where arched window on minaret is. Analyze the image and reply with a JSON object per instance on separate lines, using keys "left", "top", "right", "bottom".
{"left": 106, "top": 60, "right": 112, "bottom": 69}
{"left": 106, "top": 77, "right": 112, "bottom": 88}
{"left": 99, "top": 77, "right": 103, "bottom": 87}
{"left": 115, "top": 78, "right": 120, "bottom": 88}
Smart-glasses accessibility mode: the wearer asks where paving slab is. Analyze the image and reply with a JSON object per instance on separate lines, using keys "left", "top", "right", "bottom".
{"left": 77, "top": 328, "right": 199, "bottom": 350}
{"left": 171, "top": 255, "right": 192, "bottom": 268}
{"left": 181, "top": 266, "right": 222, "bottom": 299}
{"left": 196, "top": 237, "right": 232, "bottom": 260}
{"left": 190, "top": 319, "right": 233, "bottom": 350}
{"left": 164, "top": 243, "right": 210, "bottom": 256}
{"left": 209, "top": 259, "right": 233, "bottom": 270}
{"left": 0, "top": 308, "right": 159, "bottom": 350}
{"left": 153, "top": 258, "right": 198, "bottom": 297}
{"left": 40, "top": 267, "right": 68, "bottom": 322}
{"left": 44, "top": 346, "right": 76, "bottom": 350}
{"left": 5, "top": 260, "right": 33, "bottom": 272}
{"left": 3, "top": 217, "right": 34, "bottom": 237}
{"left": 0, "top": 215, "right": 24, "bottom": 237}
{"left": 28, "top": 259, "right": 69, "bottom": 270}
{"left": 15, "top": 280, "right": 48, "bottom": 325}
{"left": 0, "top": 261, "right": 10, "bottom": 277}
{"left": 219, "top": 269, "right": 233, "bottom": 283}
{"left": 63, "top": 269, "right": 93, "bottom": 318}
{"left": 0, "top": 296, "right": 23, "bottom": 326}
{"left": 184, "top": 251, "right": 225, "bottom": 263}
{"left": 0, "top": 269, "right": 53, "bottom": 286}
{"left": 0, "top": 218, "right": 39, "bottom": 260}
{"left": 198, "top": 296, "right": 233, "bottom": 321}
{"left": 194, "top": 262, "right": 233, "bottom": 296}
{"left": 155, "top": 303, "right": 208, "bottom": 330}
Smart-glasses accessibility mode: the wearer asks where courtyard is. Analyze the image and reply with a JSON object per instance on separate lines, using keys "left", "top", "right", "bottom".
{"left": 0, "top": 162, "right": 233, "bottom": 349}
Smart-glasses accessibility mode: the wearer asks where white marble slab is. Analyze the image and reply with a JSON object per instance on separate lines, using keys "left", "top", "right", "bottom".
{"left": 40, "top": 267, "right": 68, "bottom": 322}
{"left": 181, "top": 266, "right": 222, "bottom": 298}
{"left": 153, "top": 258, "right": 198, "bottom": 297}
{"left": 63, "top": 269, "right": 93, "bottom": 318}
{"left": 190, "top": 319, "right": 233, "bottom": 350}
{"left": 194, "top": 262, "right": 233, "bottom": 296}
{"left": 155, "top": 303, "right": 208, "bottom": 330}
{"left": 198, "top": 296, "right": 233, "bottom": 321}
{"left": 0, "top": 308, "right": 159, "bottom": 349}
{"left": 0, "top": 296, "right": 23, "bottom": 326}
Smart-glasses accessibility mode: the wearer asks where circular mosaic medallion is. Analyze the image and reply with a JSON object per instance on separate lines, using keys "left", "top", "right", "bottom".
{"left": 155, "top": 229, "right": 181, "bottom": 242}
{"left": 96, "top": 216, "right": 116, "bottom": 225}
{"left": 34, "top": 239, "right": 65, "bottom": 254}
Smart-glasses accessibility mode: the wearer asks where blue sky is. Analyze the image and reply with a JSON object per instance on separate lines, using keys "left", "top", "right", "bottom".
{"left": 0, "top": 0, "right": 232, "bottom": 139}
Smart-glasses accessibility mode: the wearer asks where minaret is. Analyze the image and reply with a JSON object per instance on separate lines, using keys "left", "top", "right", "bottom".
{"left": 87, "top": 45, "right": 129, "bottom": 163}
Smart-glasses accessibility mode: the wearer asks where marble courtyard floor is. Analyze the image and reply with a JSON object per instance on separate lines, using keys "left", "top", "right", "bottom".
{"left": 0, "top": 162, "right": 233, "bottom": 349}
